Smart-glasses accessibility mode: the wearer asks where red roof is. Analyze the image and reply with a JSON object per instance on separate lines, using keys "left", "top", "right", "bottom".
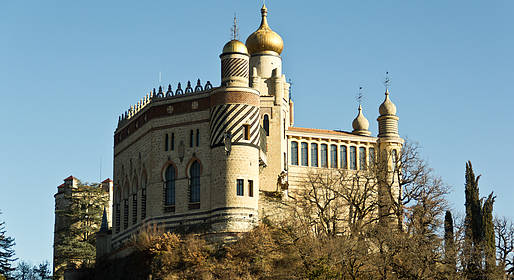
{"left": 288, "top": 127, "right": 355, "bottom": 136}
{"left": 57, "top": 183, "right": 65, "bottom": 188}
{"left": 64, "top": 175, "right": 76, "bottom": 181}
{"left": 102, "top": 178, "right": 113, "bottom": 183}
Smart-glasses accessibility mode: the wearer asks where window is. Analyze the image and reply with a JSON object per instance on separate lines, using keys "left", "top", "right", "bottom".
{"left": 244, "top": 125, "right": 250, "bottom": 140}
{"left": 369, "top": 147, "right": 375, "bottom": 167}
{"left": 301, "top": 142, "right": 308, "bottom": 166}
{"left": 283, "top": 119, "right": 286, "bottom": 139}
{"left": 132, "top": 193, "right": 137, "bottom": 225}
{"left": 249, "top": 180, "right": 254, "bottom": 197}
{"left": 291, "top": 141, "right": 298, "bottom": 165}
{"left": 165, "top": 134, "right": 169, "bottom": 151}
{"left": 340, "top": 145, "right": 348, "bottom": 169}
{"left": 350, "top": 146, "right": 357, "bottom": 170}
{"left": 263, "top": 115, "right": 269, "bottom": 136}
{"left": 330, "top": 145, "right": 337, "bottom": 168}
{"left": 115, "top": 203, "right": 120, "bottom": 233}
{"left": 311, "top": 143, "right": 318, "bottom": 167}
{"left": 123, "top": 199, "right": 129, "bottom": 229}
{"left": 141, "top": 174, "right": 147, "bottom": 220}
{"left": 190, "top": 161, "right": 201, "bottom": 204}
{"left": 171, "top": 133, "right": 175, "bottom": 150}
{"left": 320, "top": 144, "right": 328, "bottom": 167}
{"left": 189, "top": 130, "right": 194, "bottom": 147}
{"left": 196, "top": 129, "right": 200, "bottom": 146}
{"left": 237, "top": 179, "right": 244, "bottom": 196}
{"left": 392, "top": 149, "right": 398, "bottom": 171}
{"left": 165, "top": 165, "right": 175, "bottom": 206}
{"left": 359, "top": 147, "right": 366, "bottom": 170}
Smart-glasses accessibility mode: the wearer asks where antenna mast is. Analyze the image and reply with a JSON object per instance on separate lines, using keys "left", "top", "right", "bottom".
{"left": 356, "top": 86, "right": 364, "bottom": 107}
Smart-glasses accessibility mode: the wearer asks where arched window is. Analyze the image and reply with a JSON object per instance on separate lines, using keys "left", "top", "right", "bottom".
{"left": 291, "top": 141, "right": 298, "bottom": 166}
{"left": 301, "top": 142, "right": 308, "bottom": 166}
{"left": 320, "top": 144, "right": 328, "bottom": 167}
{"left": 131, "top": 178, "right": 138, "bottom": 225}
{"left": 263, "top": 115, "right": 270, "bottom": 136}
{"left": 141, "top": 173, "right": 147, "bottom": 220}
{"left": 350, "top": 146, "right": 357, "bottom": 170}
{"left": 311, "top": 143, "right": 318, "bottom": 167}
{"left": 123, "top": 185, "right": 129, "bottom": 229}
{"left": 190, "top": 161, "right": 201, "bottom": 204}
{"left": 165, "top": 165, "right": 175, "bottom": 207}
{"left": 115, "top": 189, "right": 121, "bottom": 233}
{"left": 330, "top": 144, "right": 337, "bottom": 168}
{"left": 340, "top": 145, "right": 348, "bottom": 169}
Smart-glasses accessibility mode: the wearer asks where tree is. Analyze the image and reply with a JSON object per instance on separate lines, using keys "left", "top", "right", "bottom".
{"left": 14, "top": 261, "right": 35, "bottom": 280}
{"left": 0, "top": 211, "right": 16, "bottom": 278}
{"left": 482, "top": 193, "right": 496, "bottom": 277}
{"left": 464, "top": 161, "right": 483, "bottom": 279}
{"left": 494, "top": 216, "right": 514, "bottom": 276}
{"left": 54, "top": 182, "right": 108, "bottom": 278}
{"left": 444, "top": 210, "right": 457, "bottom": 276}
{"left": 32, "top": 261, "right": 51, "bottom": 280}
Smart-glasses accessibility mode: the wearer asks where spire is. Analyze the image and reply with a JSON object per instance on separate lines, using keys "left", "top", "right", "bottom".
{"left": 231, "top": 13, "right": 239, "bottom": 40}
{"left": 246, "top": 3, "right": 284, "bottom": 55}
{"left": 99, "top": 207, "right": 109, "bottom": 232}
{"left": 260, "top": 4, "right": 269, "bottom": 29}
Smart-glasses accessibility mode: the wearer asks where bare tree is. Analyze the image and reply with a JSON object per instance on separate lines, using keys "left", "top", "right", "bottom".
{"left": 495, "top": 216, "right": 514, "bottom": 276}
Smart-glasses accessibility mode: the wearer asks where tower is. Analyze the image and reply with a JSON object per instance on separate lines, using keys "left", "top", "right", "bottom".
{"left": 208, "top": 39, "right": 260, "bottom": 233}
{"left": 246, "top": 4, "right": 291, "bottom": 192}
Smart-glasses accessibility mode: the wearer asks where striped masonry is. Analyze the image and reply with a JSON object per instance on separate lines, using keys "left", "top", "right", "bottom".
{"left": 209, "top": 104, "right": 260, "bottom": 147}
{"left": 221, "top": 58, "right": 249, "bottom": 79}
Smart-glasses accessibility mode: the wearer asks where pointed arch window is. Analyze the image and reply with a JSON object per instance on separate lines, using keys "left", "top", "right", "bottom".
{"left": 132, "top": 180, "right": 138, "bottom": 225}
{"left": 141, "top": 174, "right": 147, "bottom": 220}
{"left": 263, "top": 115, "right": 270, "bottom": 136}
{"left": 189, "top": 161, "right": 201, "bottom": 205}
{"left": 165, "top": 165, "right": 175, "bottom": 208}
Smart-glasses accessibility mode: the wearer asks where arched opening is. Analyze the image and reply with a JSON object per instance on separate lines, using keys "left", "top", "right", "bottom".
{"left": 189, "top": 161, "right": 201, "bottom": 205}
{"left": 263, "top": 115, "right": 270, "bottom": 136}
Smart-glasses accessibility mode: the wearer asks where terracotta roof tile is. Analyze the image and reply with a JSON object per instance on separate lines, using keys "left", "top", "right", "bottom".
{"left": 287, "top": 127, "right": 355, "bottom": 136}
{"left": 102, "top": 178, "right": 113, "bottom": 183}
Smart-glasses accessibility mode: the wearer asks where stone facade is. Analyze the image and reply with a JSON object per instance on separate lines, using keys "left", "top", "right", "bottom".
{"left": 95, "top": 4, "right": 404, "bottom": 260}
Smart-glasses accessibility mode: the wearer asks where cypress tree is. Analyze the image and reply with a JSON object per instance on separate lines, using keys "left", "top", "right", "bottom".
{"left": 444, "top": 210, "right": 456, "bottom": 274}
{"left": 482, "top": 192, "right": 496, "bottom": 277}
{"left": 464, "top": 161, "right": 483, "bottom": 279}
{"left": 0, "top": 211, "right": 16, "bottom": 279}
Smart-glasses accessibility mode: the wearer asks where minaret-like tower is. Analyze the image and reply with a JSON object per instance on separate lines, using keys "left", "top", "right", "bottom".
{"left": 352, "top": 105, "right": 371, "bottom": 136}
{"left": 246, "top": 4, "right": 291, "bottom": 192}
{"left": 208, "top": 39, "right": 260, "bottom": 233}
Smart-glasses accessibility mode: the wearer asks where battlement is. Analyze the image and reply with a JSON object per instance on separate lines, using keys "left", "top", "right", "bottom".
{"left": 117, "top": 79, "right": 213, "bottom": 127}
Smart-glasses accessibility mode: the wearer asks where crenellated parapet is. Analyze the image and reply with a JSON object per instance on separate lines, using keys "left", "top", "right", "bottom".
{"left": 118, "top": 79, "right": 213, "bottom": 127}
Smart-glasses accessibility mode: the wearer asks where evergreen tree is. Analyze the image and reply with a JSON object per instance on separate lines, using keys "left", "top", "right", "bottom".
{"left": 54, "top": 182, "right": 108, "bottom": 278}
{"left": 32, "top": 261, "right": 51, "bottom": 280}
{"left": 0, "top": 211, "right": 16, "bottom": 278}
{"left": 444, "top": 210, "right": 456, "bottom": 275}
{"left": 482, "top": 193, "right": 496, "bottom": 277}
{"left": 464, "top": 161, "right": 483, "bottom": 279}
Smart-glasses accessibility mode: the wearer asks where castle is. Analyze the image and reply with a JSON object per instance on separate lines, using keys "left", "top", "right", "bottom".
{"left": 54, "top": 4, "right": 403, "bottom": 266}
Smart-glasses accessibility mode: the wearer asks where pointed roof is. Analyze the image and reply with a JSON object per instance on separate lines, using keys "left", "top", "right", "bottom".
{"left": 101, "top": 178, "right": 113, "bottom": 183}
{"left": 99, "top": 207, "right": 109, "bottom": 232}
{"left": 64, "top": 175, "right": 77, "bottom": 181}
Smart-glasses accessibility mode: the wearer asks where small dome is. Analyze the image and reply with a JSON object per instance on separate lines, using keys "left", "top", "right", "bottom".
{"left": 379, "top": 89, "right": 397, "bottom": 116}
{"left": 352, "top": 105, "right": 371, "bottom": 136}
{"left": 222, "top": 39, "right": 248, "bottom": 54}
{"left": 245, "top": 4, "right": 284, "bottom": 55}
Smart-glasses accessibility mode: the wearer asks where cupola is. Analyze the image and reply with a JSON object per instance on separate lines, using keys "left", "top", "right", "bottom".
{"left": 246, "top": 4, "right": 284, "bottom": 55}
{"left": 379, "top": 89, "right": 397, "bottom": 116}
{"left": 352, "top": 105, "right": 371, "bottom": 136}
{"left": 222, "top": 39, "right": 249, "bottom": 55}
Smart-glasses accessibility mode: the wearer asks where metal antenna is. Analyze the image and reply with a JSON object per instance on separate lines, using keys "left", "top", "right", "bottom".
{"left": 356, "top": 86, "right": 364, "bottom": 107}
{"left": 288, "top": 78, "right": 293, "bottom": 100}
{"left": 384, "top": 71, "right": 391, "bottom": 90}
{"left": 231, "top": 13, "right": 239, "bottom": 40}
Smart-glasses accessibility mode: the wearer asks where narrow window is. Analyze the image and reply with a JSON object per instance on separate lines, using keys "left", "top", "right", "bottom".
{"left": 244, "top": 125, "right": 250, "bottom": 140}
{"left": 196, "top": 129, "right": 200, "bottom": 147}
{"left": 165, "top": 165, "right": 175, "bottom": 207}
{"left": 291, "top": 141, "right": 299, "bottom": 165}
{"left": 320, "top": 144, "right": 328, "bottom": 167}
{"left": 248, "top": 180, "right": 254, "bottom": 197}
{"left": 283, "top": 119, "right": 286, "bottom": 139}
{"left": 392, "top": 149, "right": 398, "bottom": 171}
{"left": 330, "top": 144, "right": 337, "bottom": 168}
{"left": 132, "top": 193, "right": 137, "bottom": 225}
{"left": 115, "top": 203, "right": 120, "bottom": 233}
{"left": 340, "top": 145, "right": 348, "bottom": 169}
{"left": 141, "top": 189, "right": 146, "bottom": 220}
{"left": 171, "top": 133, "right": 175, "bottom": 150}
{"left": 165, "top": 134, "right": 169, "bottom": 151}
{"left": 301, "top": 142, "right": 308, "bottom": 166}
{"left": 190, "top": 161, "right": 201, "bottom": 204}
{"left": 369, "top": 147, "right": 376, "bottom": 168}
{"left": 123, "top": 198, "right": 129, "bottom": 229}
{"left": 359, "top": 147, "right": 366, "bottom": 170}
{"left": 189, "top": 130, "right": 194, "bottom": 147}
{"left": 263, "top": 115, "right": 270, "bottom": 136}
{"left": 311, "top": 143, "right": 318, "bottom": 167}
{"left": 236, "top": 179, "right": 244, "bottom": 196}
{"left": 350, "top": 146, "right": 357, "bottom": 170}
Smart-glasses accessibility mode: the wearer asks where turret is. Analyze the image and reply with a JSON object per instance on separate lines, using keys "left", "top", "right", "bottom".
{"left": 377, "top": 89, "right": 399, "bottom": 138}
{"left": 352, "top": 105, "right": 371, "bottom": 136}
{"left": 220, "top": 40, "right": 250, "bottom": 87}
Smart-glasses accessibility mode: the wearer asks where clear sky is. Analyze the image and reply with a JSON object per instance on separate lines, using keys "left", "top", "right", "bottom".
{"left": 1, "top": 0, "right": 513, "bottom": 266}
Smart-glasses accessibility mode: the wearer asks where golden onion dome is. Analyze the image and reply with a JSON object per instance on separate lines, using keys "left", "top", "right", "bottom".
{"left": 222, "top": 39, "right": 249, "bottom": 54}
{"left": 379, "top": 89, "right": 397, "bottom": 116}
{"left": 245, "top": 4, "right": 284, "bottom": 55}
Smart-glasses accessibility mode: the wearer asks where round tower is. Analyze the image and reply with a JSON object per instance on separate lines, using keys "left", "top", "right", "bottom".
{"left": 246, "top": 4, "right": 284, "bottom": 84}
{"left": 209, "top": 40, "right": 260, "bottom": 233}
{"left": 377, "top": 89, "right": 399, "bottom": 138}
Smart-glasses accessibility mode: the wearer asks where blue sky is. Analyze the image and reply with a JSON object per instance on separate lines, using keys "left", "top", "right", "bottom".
{"left": 1, "top": 0, "right": 513, "bottom": 266}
